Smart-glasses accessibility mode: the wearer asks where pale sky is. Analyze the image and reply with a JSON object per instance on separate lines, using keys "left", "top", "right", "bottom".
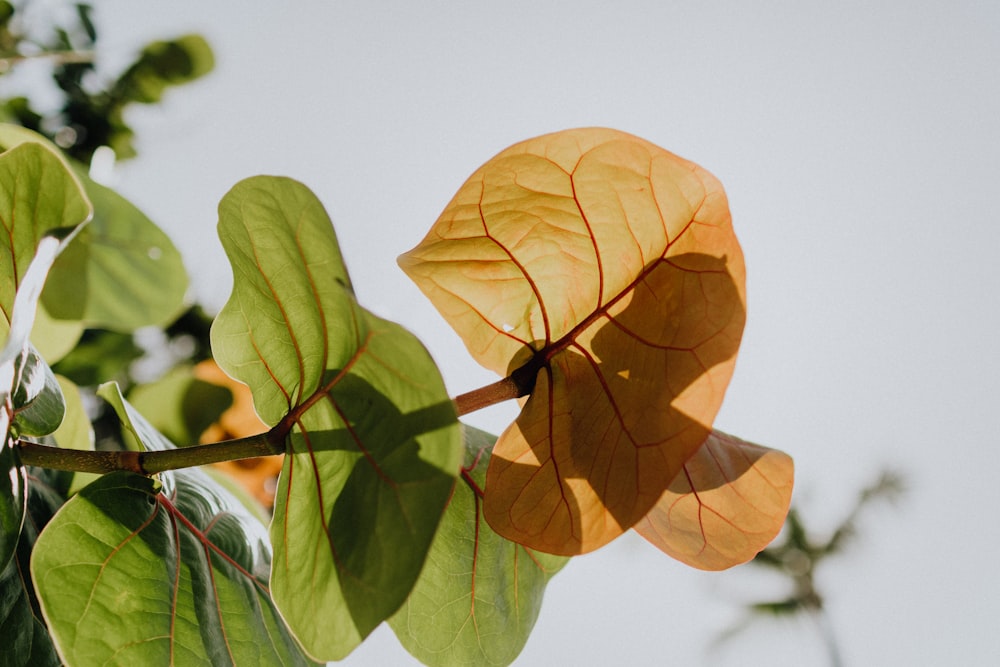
{"left": 14, "top": 1, "right": 1000, "bottom": 664}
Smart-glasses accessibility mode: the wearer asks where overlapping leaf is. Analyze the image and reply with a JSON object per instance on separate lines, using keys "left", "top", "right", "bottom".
{"left": 399, "top": 128, "right": 747, "bottom": 555}
{"left": 0, "top": 123, "right": 188, "bottom": 335}
{"left": 211, "top": 176, "right": 462, "bottom": 661}
{"left": 0, "top": 133, "right": 90, "bottom": 571}
{"left": 31, "top": 384, "right": 316, "bottom": 665}
{"left": 0, "top": 129, "right": 91, "bottom": 340}
{"left": 390, "top": 425, "right": 567, "bottom": 666}
{"left": 633, "top": 430, "right": 794, "bottom": 570}
{"left": 41, "top": 164, "right": 189, "bottom": 331}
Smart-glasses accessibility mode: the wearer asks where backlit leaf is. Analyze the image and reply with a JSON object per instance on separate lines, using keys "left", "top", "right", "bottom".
{"left": 633, "top": 430, "right": 794, "bottom": 570}
{"left": 399, "top": 128, "right": 746, "bottom": 555}
{"left": 0, "top": 130, "right": 91, "bottom": 343}
{"left": 211, "top": 176, "right": 462, "bottom": 660}
{"left": 390, "top": 426, "right": 567, "bottom": 666}
{"left": 0, "top": 134, "right": 88, "bottom": 570}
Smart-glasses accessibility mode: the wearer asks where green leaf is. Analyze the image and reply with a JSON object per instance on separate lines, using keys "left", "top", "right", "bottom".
{"left": 32, "top": 471, "right": 316, "bottom": 666}
{"left": 29, "top": 305, "right": 84, "bottom": 365}
{"left": 10, "top": 346, "right": 65, "bottom": 437}
{"left": 211, "top": 176, "right": 462, "bottom": 661}
{"left": 390, "top": 426, "right": 568, "bottom": 666}
{"left": 41, "top": 165, "right": 189, "bottom": 331}
{"left": 115, "top": 34, "right": 215, "bottom": 105}
{"left": 0, "top": 467, "right": 66, "bottom": 667}
{"left": 0, "top": 426, "right": 24, "bottom": 574}
{"left": 0, "top": 134, "right": 91, "bottom": 339}
{"left": 32, "top": 385, "right": 317, "bottom": 666}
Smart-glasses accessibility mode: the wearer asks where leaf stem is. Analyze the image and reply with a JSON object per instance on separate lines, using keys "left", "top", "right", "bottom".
{"left": 16, "top": 365, "right": 539, "bottom": 475}
{"left": 452, "top": 358, "right": 541, "bottom": 416}
{"left": 16, "top": 430, "right": 284, "bottom": 476}
{"left": 452, "top": 377, "right": 522, "bottom": 416}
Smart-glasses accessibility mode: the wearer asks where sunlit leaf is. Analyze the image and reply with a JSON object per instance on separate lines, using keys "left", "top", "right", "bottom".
{"left": 0, "top": 132, "right": 89, "bottom": 570}
{"left": 390, "top": 425, "right": 567, "bottom": 666}
{"left": 32, "top": 385, "right": 316, "bottom": 665}
{"left": 633, "top": 430, "right": 793, "bottom": 570}
{"left": 0, "top": 131, "right": 91, "bottom": 341}
{"left": 211, "top": 176, "right": 462, "bottom": 660}
{"left": 399, "top": 128, "right": 746, "bottom": 554}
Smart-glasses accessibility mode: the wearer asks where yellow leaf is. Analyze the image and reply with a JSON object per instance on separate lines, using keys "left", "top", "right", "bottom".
{"left": 634, "top": 430, "right": 794, "bottom": 570}
{"left": 400, "top": 128, "right": 746, "bottom": 554}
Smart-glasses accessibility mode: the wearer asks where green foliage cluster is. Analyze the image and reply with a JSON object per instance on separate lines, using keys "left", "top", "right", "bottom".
{"left": 0, "top": 9, "right": 570, "bottom": 663}
{"left": 0, "top": 126, "right": 566, "bottom": 664}
{"left": 0, "top": 1, "right": 213, "bottom": 163}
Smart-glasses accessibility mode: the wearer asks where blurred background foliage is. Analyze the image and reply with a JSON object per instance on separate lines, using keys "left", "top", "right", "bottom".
{"left": 1, "top": 0, "right": 281, "bottom": 512}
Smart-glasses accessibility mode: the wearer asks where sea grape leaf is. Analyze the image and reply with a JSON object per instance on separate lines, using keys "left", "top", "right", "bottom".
{"left": 41, "top": 164, "right": 189, "bottom": 331}
{"left": 1, "top": 239, "right": 70, "bottom": 441}
{"left": 0, "top": 131, "right": 91, "bottom": 342}
{"left": 32, "top": 471, "right": 317, "bottom": 666}
{"left": 0, "top": 232, "right": 85, "bottom": 573}
{"left": 32, "top": 384, "right": 317, "bottom": 666}
{"left": 0, "top": 421, "right": 22, "bottom": 574}
{"left": 211, "top": 176, "right": 462, "bottom": 660}
{"left": 10, "top": 345, "right": 65, "bottom": 437}
{"left": 0, "top": 467, "right": 67, "bottom": 667}
{"left": 0, "top": 123, "right": 186, "bottom": 332}
{"left": 399, "top": 128, "right": 746, "bottom": 555}
{"left": 0, "top": 116, "right": 88, "bottom": 583}
{"left": 633, "top": 430, "right": 794, "bottom": 570}
{"left": 390, "top": 425, "right": 567, "bottom": 667}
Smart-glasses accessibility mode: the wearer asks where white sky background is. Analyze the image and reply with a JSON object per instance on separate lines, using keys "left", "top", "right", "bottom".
{"left": 13, "top": 1, "right": 1000, "bottom": 664}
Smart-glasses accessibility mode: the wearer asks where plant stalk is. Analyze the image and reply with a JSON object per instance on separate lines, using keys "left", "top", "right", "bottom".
{"left": 452, "top": 376, "right": 523, "bottom": 416}
{"left": 16, "top": 430, "right": 283, "bottom": 476}
{"left": 17, "top": 368, "right": 536, "bottom": 475}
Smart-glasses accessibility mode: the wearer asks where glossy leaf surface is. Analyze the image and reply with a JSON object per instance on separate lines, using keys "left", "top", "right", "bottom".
{"left": 211, "top": 176, "right": 462, "bottom": 660}
{"left": 399, "top": 128, "right": 746, "bottom": 554}
{"left": 0, "top": 422, "right": 22, "bottom": 574}
{"left": 32, "top": 385, "right": 316, "bottom": 666}
{"left": 0, "top": 467, "right": 65, "bottom": 667}
{"left": 390, "top": 426, "right": 567, "bottom": 666}
{"left": 10, "top": 346, "right": 65, "bottom": 437}
{"left": 634, "top": 430, "right": 794, "bottom": 570}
